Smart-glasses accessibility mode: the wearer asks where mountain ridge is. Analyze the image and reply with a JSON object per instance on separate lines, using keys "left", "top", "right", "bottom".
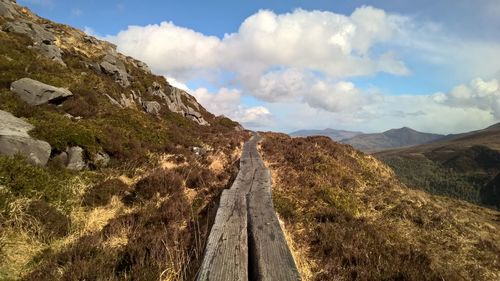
{"left": 290, "top": 128, "right": 363, "bottom": 141}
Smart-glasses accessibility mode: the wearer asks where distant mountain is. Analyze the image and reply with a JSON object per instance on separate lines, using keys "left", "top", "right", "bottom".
{"left": 341, "top": 127, "right": 445, "bottom": 153}
{"left": 290, "top": 128, "right": 363, "bottom": 141}
{"left": 377, "top": 123, "right": 500, "bottom": 209}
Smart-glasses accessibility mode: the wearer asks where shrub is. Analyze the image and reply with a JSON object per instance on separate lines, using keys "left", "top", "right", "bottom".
{"left": 82, "top": 178, "right": 129, "bottom": 207}
{"left": 0, "top": 155, "right": 72, "bottom": 208}
{"left": 25, "top": 200, "right": 70, "bottom": 241}
{"left": 133, "top": 169, "right": 183, "bottom": 200}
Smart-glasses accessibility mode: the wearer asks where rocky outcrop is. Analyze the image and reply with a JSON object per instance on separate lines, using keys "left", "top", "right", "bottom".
{"left": 147, "top": 82, "right": 209, "bottom": 125}
{"left": 0, "top": 0, "right": 19, "bottom": 19}
{"left": 100, "top": 53, "right": 130, "bottom": 87}
{"left": 66, "top": 146, "right": 86, "bottom": 170}
{"left": 2, "top": 18, "right": 66, "bottom": 66}
{"left": 0, "top": 109, "right": 51, "bottom": 165}
{"left": 10, "top": 78, "right": 73, "bottom": 106}
{"left": 142, "top": 101, "right": 161, "bottom": 116}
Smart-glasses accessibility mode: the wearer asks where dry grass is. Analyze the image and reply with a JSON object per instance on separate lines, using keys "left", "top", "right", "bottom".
{"left": 259, "top": 132, "right": 500, "bottom": 281}
{"left": 0, "top": 139, "right": 246, "bottom": 280}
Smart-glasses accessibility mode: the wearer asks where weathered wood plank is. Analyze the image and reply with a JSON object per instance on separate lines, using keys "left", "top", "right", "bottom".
{"left": 197, "top": 133, "right": 301, "bottom": 281}
{"left": 248, "top": 191, "right": 301, "bottom": 281}
{"left": 196, "top": 189, "right": 248, "bottom": 281}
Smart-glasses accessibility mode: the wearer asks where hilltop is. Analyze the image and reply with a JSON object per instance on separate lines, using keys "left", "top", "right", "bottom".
{"left": 290, "top": 128, "right": 363, "bottom": 141}
{"left": 341, "top": 127, "right": 445, "bottom": 153}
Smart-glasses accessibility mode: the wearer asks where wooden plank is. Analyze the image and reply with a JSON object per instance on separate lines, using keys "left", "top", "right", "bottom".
{"left": 196, "top": 189, "right": 248, "bottom": 281}
{"left": 248, "top": 190, "right": 301, "bottom": 281}
{"left": 197, "top": 133, "right": 301, "bottom": 280}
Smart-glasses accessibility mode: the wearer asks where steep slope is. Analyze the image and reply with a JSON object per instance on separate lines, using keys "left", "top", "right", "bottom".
{"left": 377, "top": 123, "right": 500, "bottom": 208}
{"left": 342, "top": 127, "right": 444, "bottom": 153}
{"left": 290, "top": 128, "right": 363, "bottom": 141}
{"left": 0, "top": 1, "right": 248, "bottom": 280}
{"left": 260, "top": 133, "right": 499, "bottom": 281}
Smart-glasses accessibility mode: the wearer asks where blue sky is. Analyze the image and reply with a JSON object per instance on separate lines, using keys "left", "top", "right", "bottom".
{"left": 19, "top": 0, "right": 500, "bottom": 133}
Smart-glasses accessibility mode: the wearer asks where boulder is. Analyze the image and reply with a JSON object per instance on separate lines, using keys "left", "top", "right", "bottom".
{"left": 100, "top": 54, "right": 130, "bottom": 87}
{"left": 10, "top": 78, "right": 73, "bottom": 106}
{"left": 142, "top": 101, "right": 161, "bottom": 115}
{"left": 66, "top": 146, "right": 86, "bottom": 170}
{"left": 0, "top": 110, "right": 51, "bottom": 165}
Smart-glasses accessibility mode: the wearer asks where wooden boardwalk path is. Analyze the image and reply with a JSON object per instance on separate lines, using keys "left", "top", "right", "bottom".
{"left": 196, "top": 134, "right": 301, "bottom": 281}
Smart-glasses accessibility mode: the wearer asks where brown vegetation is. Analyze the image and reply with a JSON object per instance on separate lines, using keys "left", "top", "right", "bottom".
{"left": 259, "top": 132, "right": 500, "bottom": 281}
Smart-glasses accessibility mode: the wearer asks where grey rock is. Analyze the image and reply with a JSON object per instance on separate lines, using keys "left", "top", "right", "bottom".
{"left": 0, "top": 110, "right": 51, "bottom": 165}
{"left": 2, "top": 20, "right": 65, "bottom": 66}
{"left": 84, "top": 61, "right": 102, "bottom": 73}
{"left": 147, "top": 82, "right": 209, "bottom": 125}
{"left": 83, "top": 35, "right": 99, "bottom": 45}
{"left": 100, "top": 54, "right": 130, "bottom": 87}
{"left": 142, "top": 101, "right": 161, "bottom": 115}
{"left": 119, "top": 93, "right": 135, "bottom": 108}
{"left": 93, "top": 151, "right": 110, "bottom": 167}
{"left": 66, "top": 146, "right": 86, "bottom": 170}
{"left": 0, "top": 135, "right": 51, "bottom": 165}
{"left": 105, "top": 94, "right": 123, "bottom": 108}
{"left": 10, "top": 78, "right": 73, "bottom": 106}
{"left": 192, "top": 146, "right": 207, "bottom": 157}
{"left": 136, "top": 60, "right": 151, "bottom": 73}
{"left": 186, "top": 106, "right": 202, "bottom": 118}
{"left": 34, "top": 42, "right": 65, "bottom": 65}
{"left": 0, "top": 0, "right": 19, "bottom": 19}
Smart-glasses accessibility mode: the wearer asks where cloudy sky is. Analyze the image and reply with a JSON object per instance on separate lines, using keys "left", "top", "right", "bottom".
{"left": 20, "top": 0, "right": 500, "bottom": 134}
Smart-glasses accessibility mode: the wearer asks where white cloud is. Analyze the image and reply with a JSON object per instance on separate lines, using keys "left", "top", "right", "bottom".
{"left": 191, "top": 88, "right": 272, "bottom": 128}
{"left": 437, "top": 77, "right": 500, "bottom": 118}
{"left": 305, "top": 81, "right": 381, "bottom": 113}
{"left": 108, "top": 7, "right": 409, "bottom": 83}
{"left": 166, "top": 77, "right": 190, "bottom": 92}
{"left": 107, "top": 6, "right": 500, "bottom": 133}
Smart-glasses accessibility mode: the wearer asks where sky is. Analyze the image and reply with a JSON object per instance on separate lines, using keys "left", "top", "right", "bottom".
{"left": 19, "top": 0, "right": 500, "bottom": 134}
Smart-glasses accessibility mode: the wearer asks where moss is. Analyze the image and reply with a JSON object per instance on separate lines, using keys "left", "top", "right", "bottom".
{"left": 273, "top": 192, "right": 298, "bottom": 220}
{"left": 29, "top": 111, "right": 101, "bottom": 154}
{"left": 0, "top": 155, "right": 73, "bottom": 208}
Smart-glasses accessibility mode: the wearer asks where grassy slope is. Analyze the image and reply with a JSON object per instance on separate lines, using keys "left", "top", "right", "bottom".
{"left": 0, "top": 12, "right": 249, "bottom": 281}
{"left": 260, "top": 133, "right": 500, "bottom": 281}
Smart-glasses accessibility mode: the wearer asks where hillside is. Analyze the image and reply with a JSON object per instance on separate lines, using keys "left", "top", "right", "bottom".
{"left": 290, "top": 128, "right": 363, "bottom": 141}
{"left": 260, "top": 133, "right": 500, "bottom": 280}
{"left": 341, "top": 127, "right": 445, "bottom": 153}
{"left": 377, "top": 123, "right": 500, "bottom": 208}
{"left": 0, "top": 1, "right": 248, "bottom": 280}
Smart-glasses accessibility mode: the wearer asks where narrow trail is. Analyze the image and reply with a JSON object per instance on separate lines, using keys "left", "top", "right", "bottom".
{"left": 196, "top": 134, "right": 301, "bottom": 281}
